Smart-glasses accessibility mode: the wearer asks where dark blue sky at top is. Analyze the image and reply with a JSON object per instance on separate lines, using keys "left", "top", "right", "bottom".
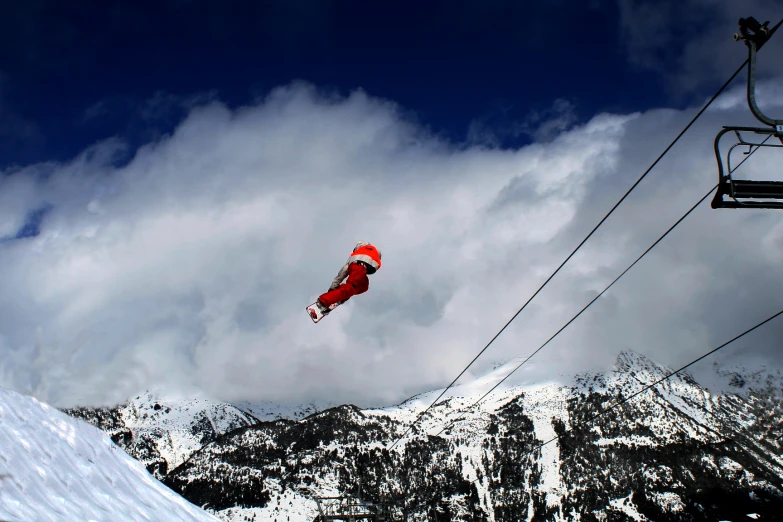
{"left": 0, "top": 0, "right": 719, "bottom": 169}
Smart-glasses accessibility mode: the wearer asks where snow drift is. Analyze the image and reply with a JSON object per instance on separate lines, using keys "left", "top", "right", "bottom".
{"left": 0, "top": 387, "right": 219, "bottom": 521}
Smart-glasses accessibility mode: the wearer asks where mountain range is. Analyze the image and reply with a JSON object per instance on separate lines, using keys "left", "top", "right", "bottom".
{"left": 61, "top": 351, "right": 783, "bottom": 521}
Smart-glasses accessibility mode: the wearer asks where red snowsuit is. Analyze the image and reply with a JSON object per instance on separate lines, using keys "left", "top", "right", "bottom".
{"left": 318, "top": 242, "right": 381, "bottom": 308}
{"left": 318, "top": 262, "right": 369, "bottom": 307}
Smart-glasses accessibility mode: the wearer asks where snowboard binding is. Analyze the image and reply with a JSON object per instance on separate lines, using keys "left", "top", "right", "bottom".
{"left": 306, "top": 300, "right": 342, "bottom": 323}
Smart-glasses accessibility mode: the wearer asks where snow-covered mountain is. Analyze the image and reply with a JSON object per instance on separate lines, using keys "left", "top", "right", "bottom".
{"left": 64, "top": 351, "right": 783, "bottom": 521}
{"left": 232, "top": 399, "right": 337, "bottom": 423}
{"left": 62, "top": 390, "right": 263, "bottom": 480}
{"left": 0, "top": 387, "right": 220, "bottom": 522}
{"left": 63, "top": 390, "right": 325, "bottom": 482}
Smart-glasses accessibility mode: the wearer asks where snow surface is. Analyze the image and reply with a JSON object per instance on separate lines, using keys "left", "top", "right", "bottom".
{"left": 522, "top": 384, "right": 569, "bottom": 508}
{"left": 0, "top": 387, "right": 219, "bottom": 522}
{"left": 231, "top": 399, "right": 331, "bottom": 422}
{"left": 648, "top": 491, "right": 685, "bottom": 514}
{"left": 363, "top": 354, "right": 575, "bottom": 430}
{"left": 217, "top": 482, "right": 319, "bottom": 522}
{"left": 690, "top": 360, "right": 783, "bottom": 398}
{"left": 608, "top": 493, "right": 647, "bottom": 521}
{"left": 117, "top": 390, "right": 259, "bottom": 472}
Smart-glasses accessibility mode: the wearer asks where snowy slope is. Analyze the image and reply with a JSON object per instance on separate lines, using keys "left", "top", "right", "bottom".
{"left": 693, "top": 360, "right": 783, "bottom": 398}
{"left": 0, "top": 387, "right": 220, "bottom": 522}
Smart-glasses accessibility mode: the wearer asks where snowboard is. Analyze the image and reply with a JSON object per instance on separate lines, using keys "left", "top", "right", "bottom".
{"left": 306, "top": 301, "right": 342, "bottom": 323}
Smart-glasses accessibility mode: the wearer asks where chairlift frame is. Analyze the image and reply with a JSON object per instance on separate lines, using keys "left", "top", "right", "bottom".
{"left": 712, "top": 17, "right": 783, "bottom": 209}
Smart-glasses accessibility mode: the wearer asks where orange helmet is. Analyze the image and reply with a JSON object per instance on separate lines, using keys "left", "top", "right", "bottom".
{"left": 350, "top": 240, "right": 381, "bottom": 273}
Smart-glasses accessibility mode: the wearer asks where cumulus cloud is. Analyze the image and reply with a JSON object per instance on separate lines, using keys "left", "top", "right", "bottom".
{"left": 1, "top": 80, "right": 782, "bottom": 409}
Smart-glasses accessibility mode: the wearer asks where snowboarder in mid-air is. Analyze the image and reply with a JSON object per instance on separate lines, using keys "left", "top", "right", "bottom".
{"left": 306, "top": 241, "right": 382, "bottom": 323}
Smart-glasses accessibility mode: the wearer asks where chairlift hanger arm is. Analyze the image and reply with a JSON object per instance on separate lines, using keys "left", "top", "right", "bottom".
{"left": 736, "top": 17, "right": 783, "bottom": 130}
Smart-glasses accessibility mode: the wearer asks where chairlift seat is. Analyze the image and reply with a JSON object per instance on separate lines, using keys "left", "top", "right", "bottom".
{"left": 713, "top": 180, "right": 783, "bottom": 209}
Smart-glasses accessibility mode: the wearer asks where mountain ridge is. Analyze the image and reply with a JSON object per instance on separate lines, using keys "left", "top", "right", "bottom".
{"left": 62, "top": 350, "right": 783, "bottom": 521}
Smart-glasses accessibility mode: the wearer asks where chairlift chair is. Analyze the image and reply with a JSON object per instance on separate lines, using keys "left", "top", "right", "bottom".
{"left": 712, "top": 17, "right": 783, "bottom": 209}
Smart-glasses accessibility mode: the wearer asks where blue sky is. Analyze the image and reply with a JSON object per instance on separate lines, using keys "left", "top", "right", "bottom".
{"left": 0, "top": 0, "right": 732, "bottom": 168}
{"left": 1, "top": 0, "right": 783, "bottom": 407}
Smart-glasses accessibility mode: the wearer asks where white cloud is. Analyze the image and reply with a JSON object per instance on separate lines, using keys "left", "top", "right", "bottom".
{"left": 1, "top": 80, "right": 782, "bottom": 409}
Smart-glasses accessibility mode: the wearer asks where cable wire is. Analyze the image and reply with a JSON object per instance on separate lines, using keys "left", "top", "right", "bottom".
{"left": 387, "top": 56, "right": 752, "bottom": 451}
{"left": 434, "top": 185, "right": 716, "bottom": 435}
{"left": 404, "top": 306, "right": 783, "bottom": 517}
{"left": 516, "top": 308, "right": 783, "bottom": 459}
{"left": 433, "top": 133, "right": 773, "bottom": 436}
